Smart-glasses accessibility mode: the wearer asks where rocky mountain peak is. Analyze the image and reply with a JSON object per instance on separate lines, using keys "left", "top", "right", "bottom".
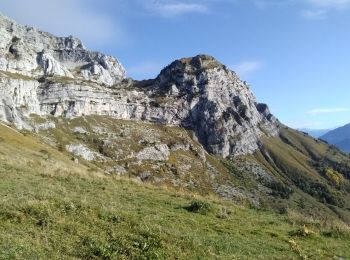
{"left": 174, "top": 54, "right": 224, "bottom": 71}
{"left": 0, "top": 15, "right": 279, "bottom": 158}
{"left": 149, "top": 54, "right": 278, "bottom": 157}
{"left": 0, "top": 13, "right": 125, "bottom": 86}
{"left": 155, "top": 54, "right": 226, "bottom": 89}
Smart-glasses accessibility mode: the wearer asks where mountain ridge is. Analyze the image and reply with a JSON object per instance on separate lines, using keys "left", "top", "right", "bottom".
{"left": 321, "top": 123, "right": 350, "bottom": 153}
{"left": 0, "top": 13, "right": 277, "bottom": 157}
{"left": 298, "top": 128, "right": 332, "bottom": 138}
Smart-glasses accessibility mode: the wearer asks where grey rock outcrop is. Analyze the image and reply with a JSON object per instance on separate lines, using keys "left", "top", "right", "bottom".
{"left": 73, "top": 127, "right": 88, "bottom": 135}
{"left": 34, "top": 121, "right": 56, "bottom": 132}
{"left": 66, "top": 144, "right": 100, "bottom": 161}
{"left": 0, "top": 14, "right": 279, "bottom": 158}
{"left": 136, "top": 144, "right": 170, "bottom": 161}
{"left": 38, "top": 51, "right": 73, "bottom": 78}
{"left": 0, "top": 14, "right": 125, "bottom": 85}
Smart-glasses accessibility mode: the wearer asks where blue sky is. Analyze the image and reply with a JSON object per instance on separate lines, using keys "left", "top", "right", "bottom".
{"left": 1, "top": 0, "right": 350, "bottom": 129}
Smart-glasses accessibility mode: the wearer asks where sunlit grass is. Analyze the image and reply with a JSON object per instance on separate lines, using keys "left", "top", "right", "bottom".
{"left": 0, "top": 123, "right": 349, "bottom": 259}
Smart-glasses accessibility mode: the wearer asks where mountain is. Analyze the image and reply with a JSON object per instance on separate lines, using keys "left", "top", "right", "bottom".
{"left": 321, "top": 123, "right": 350, "bottom": 153}
{"left": 299, "top": 128, "right": 332, "bottom": 138}
{"left": 0, "top": 14, "right": 277, "bottom": 158}
{"left": 1, "top": 12, "right": 350, "bottom": 213}
{"left": 1, "top": 14, "right": 350, "bottom": 257}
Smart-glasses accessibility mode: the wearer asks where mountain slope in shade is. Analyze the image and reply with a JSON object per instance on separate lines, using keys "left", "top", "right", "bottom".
{"left": 321, "top": 123, "right": 350, "bottom": 153}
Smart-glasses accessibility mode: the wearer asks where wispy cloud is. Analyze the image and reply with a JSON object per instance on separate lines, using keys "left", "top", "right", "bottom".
{"left": 306, "top": 108, "right": 349, "bottom": 115}
{"left": 145, "top": 0, "right": 209, "bottom": 17}
{"left": 231, "top": 61, "right": 263, "bottom": 77}
{"left": 0, "top": 0, "right": 124, "bottom": 48}
{"left": 307, "top": 0, "right": 350, "bottom": 9}
{"left": 252, "top": 0, "right": 350, "bottom": 19}
{"left": 253, "top": 0, "right": 294, "bottom": 9}
{"left": 301, "top": 0, "right": 350, "bottom": 19}
{"left": 300, "top": 9, "right": 327, "bottom": 20}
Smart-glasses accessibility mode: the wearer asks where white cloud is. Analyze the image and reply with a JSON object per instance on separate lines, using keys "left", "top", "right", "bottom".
{"left": 307, "top": 0, "right": 350, "bottom": 9}
{"left": 306, "top": 108, "right": 349, "bottom": 115}
{"left": 301, "top": 0, "right": 350, "bottom": 19}
{"left": 254, "top": 0, "right": 350, "bottom": 9}
{"left": 300, "top": 9, "right": 327, "bottom": 19}
{"left": 0, "top": 0, "right": 124, "bottom": 48}
{"left": 231, "top": 61, "right": 263, "bottom": 77}
{"left": 145, "top": 0, "right": 209, "bottom": 17}
{"left": 300, "top": 0, "right": 350, "bottom": 20}
{"left": 252, "top": 0, "right": 350, "bottom": 19}
{"left": 253, "top": 0, "right": 294, "bottom": 9}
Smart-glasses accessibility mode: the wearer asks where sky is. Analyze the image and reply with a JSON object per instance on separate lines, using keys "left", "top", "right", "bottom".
{"left": 0, "top": 0, "right": 350, "bottom": 130}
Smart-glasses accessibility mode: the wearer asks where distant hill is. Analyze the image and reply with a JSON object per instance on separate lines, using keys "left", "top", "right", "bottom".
{"left": 321, "top": 123, "right": 350, "bottom": 153}
{"left": 299, "top": 128, "right": 332, "bottom": 138}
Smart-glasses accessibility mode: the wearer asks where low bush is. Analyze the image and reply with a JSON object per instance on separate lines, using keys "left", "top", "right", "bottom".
{"left": 267, "top": 181, "right": 294, "bottom": 199}
{"left": 323, "top": 168, "right": 345, "bottom": 187}
{"left": 184, "top": 200, "right": 212, "bottom": 215}
{"left": 293, "top": 177, "right": 345, "bottom": 208}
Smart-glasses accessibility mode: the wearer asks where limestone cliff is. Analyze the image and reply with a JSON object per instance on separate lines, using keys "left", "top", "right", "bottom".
{"left": 0, "top": 14, "right": 278, "bottom": 157}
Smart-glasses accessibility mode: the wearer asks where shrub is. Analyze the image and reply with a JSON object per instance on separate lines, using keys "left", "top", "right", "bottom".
{"left": 293, "top": 177, "right": 345, "bottom": 208}
{"left": 184, "top": 200, "right": 212, "bottom": 215}
{"left": 314, "top": 159, "right": 350, "bottom": 181}
{"left": 324, "top": 168, "right": 344, "bottom": 187}
{"left": 267, "top": 181, "right": 294, "bottom": 199}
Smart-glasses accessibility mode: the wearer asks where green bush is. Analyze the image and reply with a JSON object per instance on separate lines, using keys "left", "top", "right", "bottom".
{"left": 267, "top": 181, "right": 294, "bottom": 199}
{"left": 293, "top": 177, "right": 345, "bottom": 208}
{"left": 185, "top": 200, "right": 212, "bottom": 215}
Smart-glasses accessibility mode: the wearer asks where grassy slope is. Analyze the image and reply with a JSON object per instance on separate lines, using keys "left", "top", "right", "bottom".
{"left": 1, "top": 124, "right": 350, "bottom": 259}
{"left": 29, "top": 116, "right": 350, "bottom": 222}
{"left": 30, "top": 115, "right": 234, "bottom": 197}
{"left": 255, "top": 126, "right": 350, "bottom": 222}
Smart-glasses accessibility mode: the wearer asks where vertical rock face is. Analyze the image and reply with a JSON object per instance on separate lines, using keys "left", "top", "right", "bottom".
{"left": 38, "top": 51, "right": 73, "bottom": 77}
{"left": 0, "top": 14, "right": 279, "bottom": 157}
